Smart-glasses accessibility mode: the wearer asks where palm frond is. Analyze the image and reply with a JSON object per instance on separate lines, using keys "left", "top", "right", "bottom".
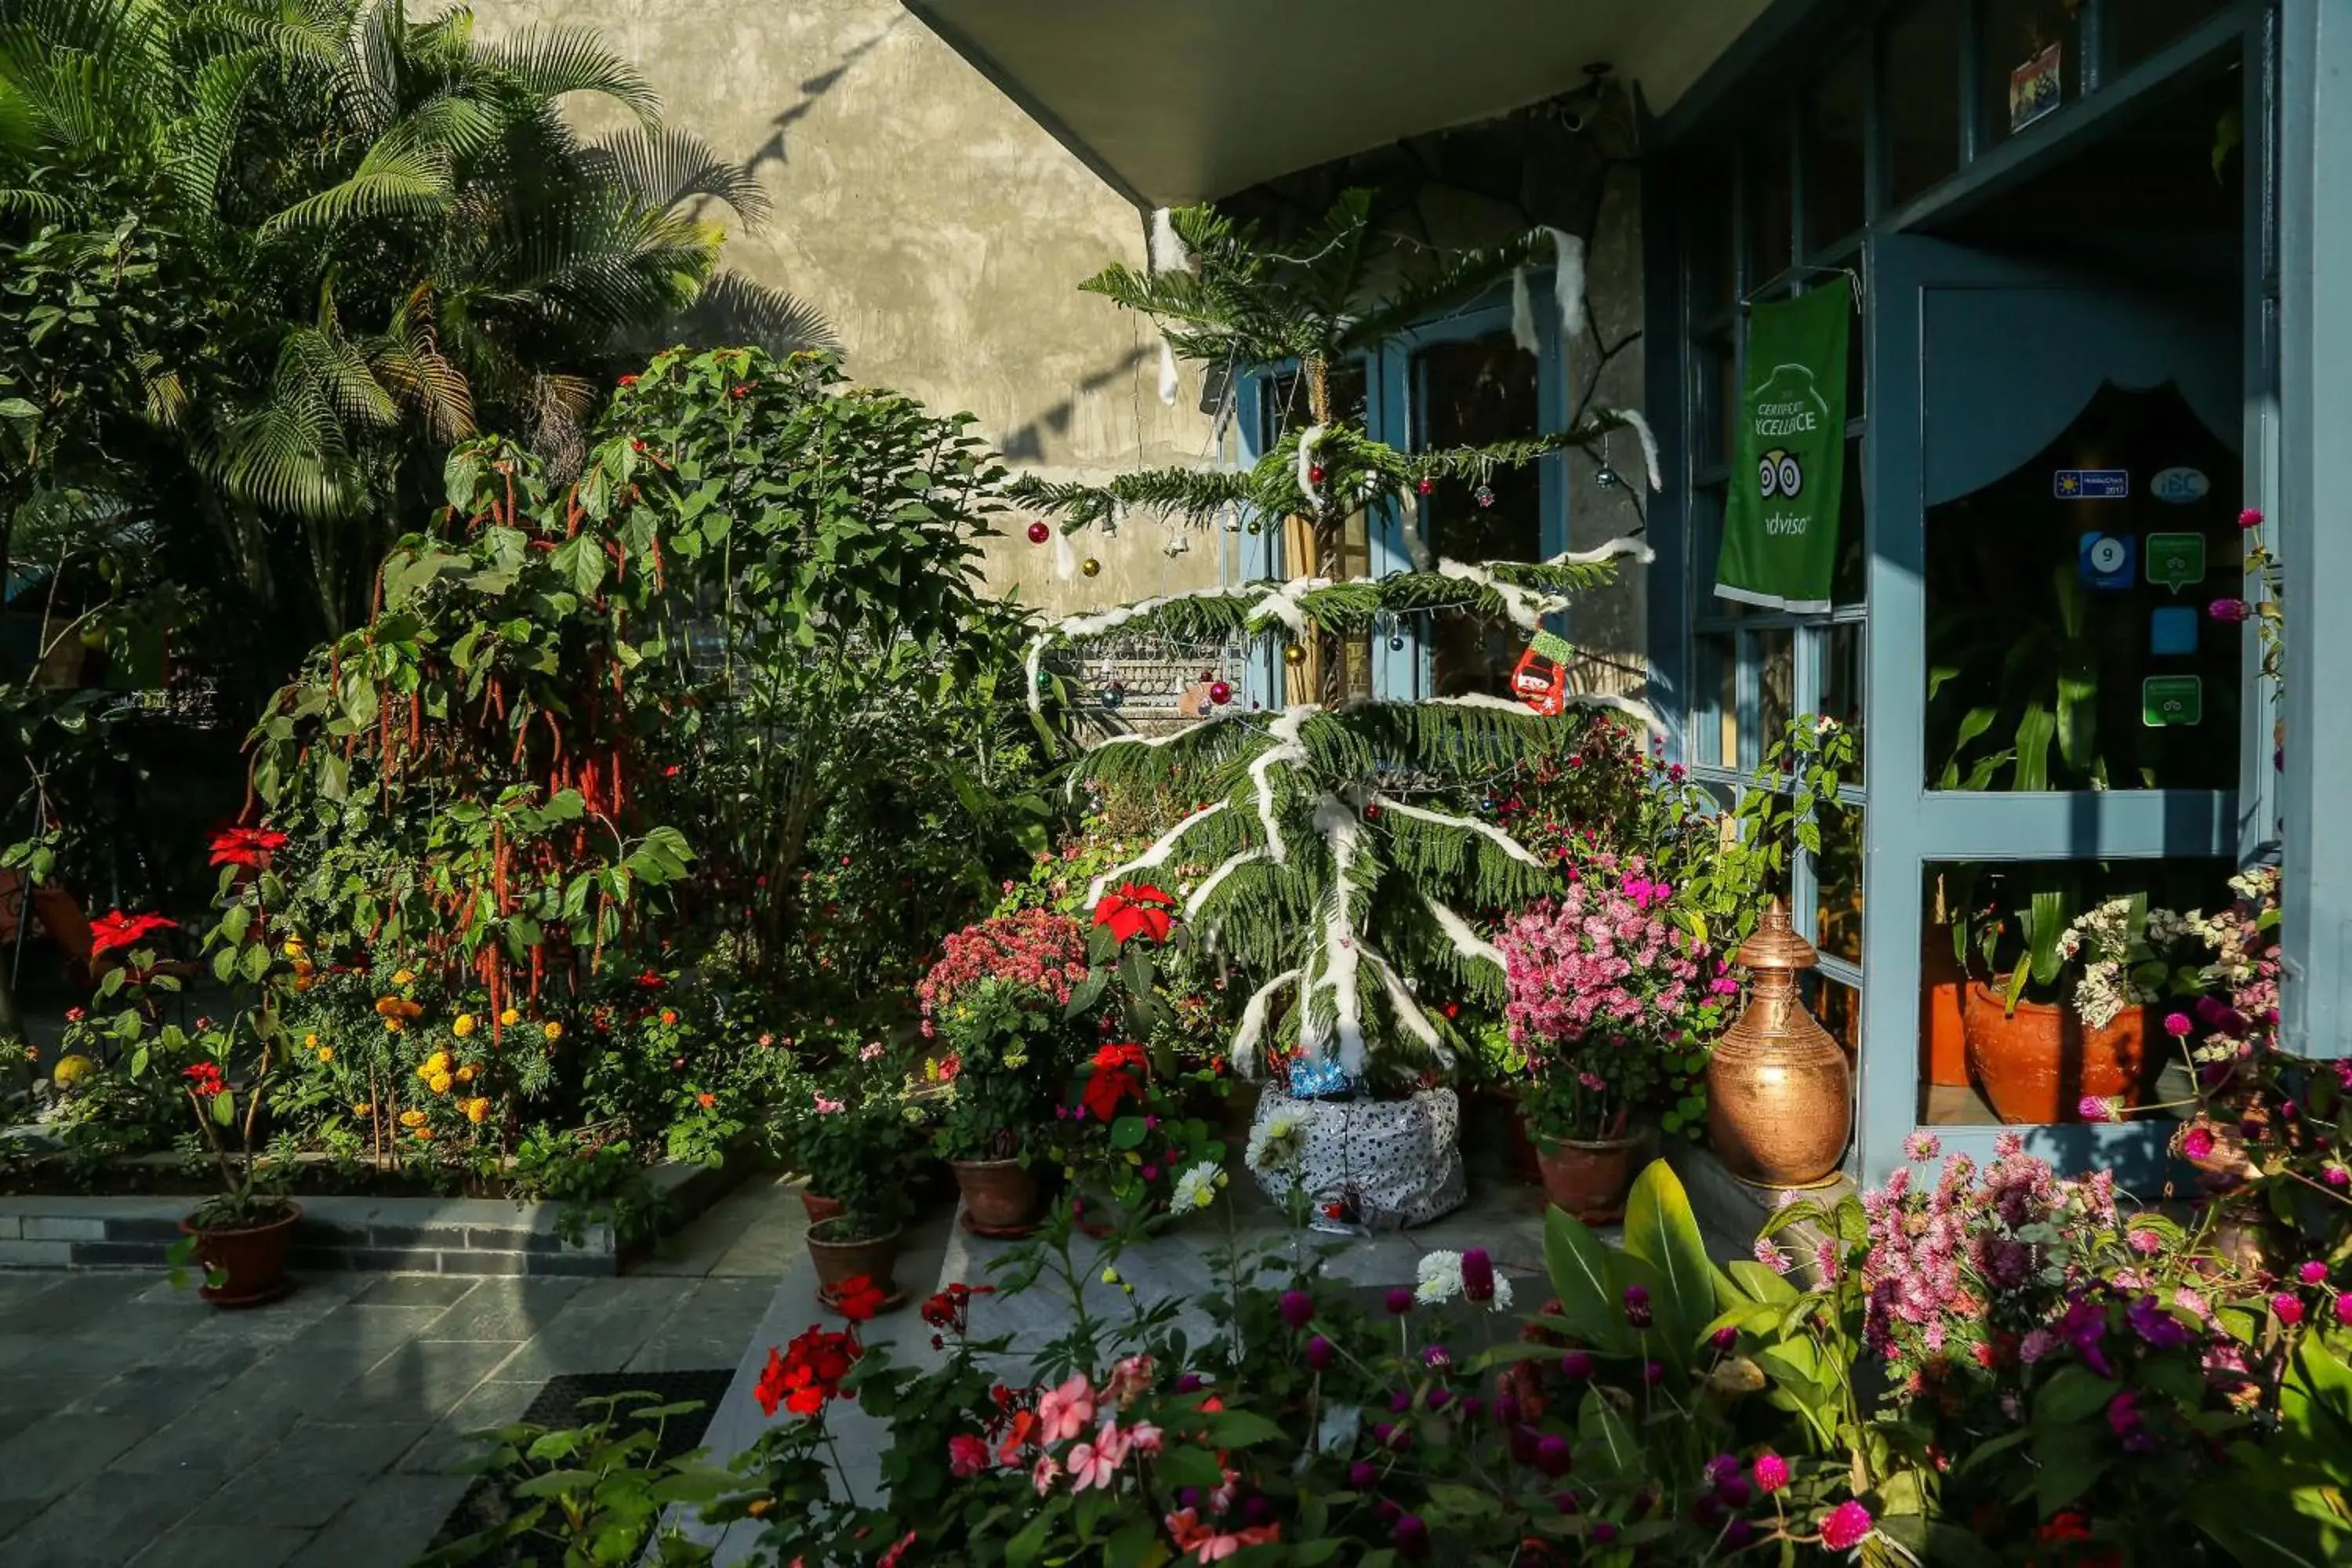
{"left": 581, "top": 125, "right": 769, "bottom": 226}
{"left": 481, "top": 24, "right": 659, "bottom": 125}
{"left": 259, "top": 129, "right": 451, "bottom": 236}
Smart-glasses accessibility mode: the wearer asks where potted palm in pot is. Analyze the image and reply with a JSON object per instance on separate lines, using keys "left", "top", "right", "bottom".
{"left": 930, "top": 978, "right": 1064, "bottom": 1236}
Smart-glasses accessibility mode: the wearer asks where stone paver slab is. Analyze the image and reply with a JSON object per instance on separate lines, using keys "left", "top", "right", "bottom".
{"left": 111, "top": 1399, "right": 306, "bottom": 1476}
{"left": 0, "top": 1410, "right": 169, "bottom": 1501}
{"left": 129, "top": 1523, "right": 314, "bottom": 1568}
{"left": 397, "top": 1377, "right": 543, "bottom": 1475}
{"left": 416, "top": 1276, "right": 582, "bottom": 1341}
{"left": 336, "top": 1337, "right": 517, "bottom": 1421}
{"left": 289, "top": 1473, "right": 472, "bottom": 1568}
{"left": 348, "top": 1276, "right": 479, "bottom": 1308}
{"left": 2, "top": 1467, "right": 222, "bottom": 1565}
{"left": 0, "top": 1271, "right": 147, "bottom": 1331}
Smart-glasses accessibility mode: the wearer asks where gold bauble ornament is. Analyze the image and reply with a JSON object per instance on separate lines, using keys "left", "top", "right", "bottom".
{"left": 1080, "top": 557, "right": 1102, "bottom": 578}
{"left": 1283, "top": 644, "right": 1307, "bottom": 667}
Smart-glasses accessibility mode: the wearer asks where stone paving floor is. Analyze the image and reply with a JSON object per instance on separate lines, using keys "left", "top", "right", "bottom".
{"left": 0, "top": 1170, "right": 808, "bottom": 1568}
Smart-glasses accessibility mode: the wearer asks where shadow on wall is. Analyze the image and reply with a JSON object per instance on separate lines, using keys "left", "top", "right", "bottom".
{"left": 996, "top": 343, "right": 1153, "bottom": 464}
{"left": 742, "top": 14, "right": 908, "bottom": 181}
{"left": 666, "top": 270, "right": 841, "bottom": 358}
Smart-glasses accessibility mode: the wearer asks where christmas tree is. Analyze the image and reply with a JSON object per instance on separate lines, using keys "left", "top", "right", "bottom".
{"left": 1017, "top": 192, "right": 1662, "bottom": 1084}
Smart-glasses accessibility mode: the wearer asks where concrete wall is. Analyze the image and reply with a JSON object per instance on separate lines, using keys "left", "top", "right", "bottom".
{"left": 474, "top": 0, "right": 1225, "bottom": 615}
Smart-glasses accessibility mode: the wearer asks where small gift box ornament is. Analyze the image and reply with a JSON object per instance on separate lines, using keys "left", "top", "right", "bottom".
{"left": 1512, "top": 630, "right": 1574, "bottom": 717}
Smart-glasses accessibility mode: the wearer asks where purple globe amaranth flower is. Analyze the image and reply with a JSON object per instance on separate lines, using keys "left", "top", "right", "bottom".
{"left": 1710, "top": 1325, "right": 1740, "bottom": 1352}
{"left": 1751, "top": 1453, "right": 1791, "bottom": 1494}
{"left": 2163, "top": 1011, "right": 2194, "bottom": 1038}
{"left": 1460, "top": 1247, "right": 1496, "bottom": 1303}
{"left": 1389, "top": 1390, "right": 1412, "bottom": 1414}
{"left": 1642, "top": 1359, "right": 1667, "bottom": 1386}
{"left": 1392, "top": 1513, "right": 1430, "bottom": 1559}
{"left": 2078, "top": 1094, "right": 2118, "bottom": 1123}
{"left": 1725, "top": 1518, "right": 1758, "bottom": 1550}
{"left": 1552, "top": 1490, "right": 1579, "bottom": 1515}
{"left": 2299, "top": 1261, "right": 2330, "bottom": 1286}
{"left": 2274, "top": 1291, "right": 2307, "bottom": 1327}
{"left": 1175, "top": 1372, "right": 1204, "bottom": 1394}
{"left": 1425, "top": 1386, "right": 1453, "bottom": 1413}
{"left": 1305, "top": 1334, "right": 1334, "bottom": 1370}
{"left": 1421, "top": 1343, "right": 1452, "bottom": 1370}
{"left": 1820, "top": 1499, "right": 1874, "bottom": 1551}
{"left": 2336, "top": 1291, "right": 2352, "bottom": 1327}
{"left": 2240, "top": 506, "right": 2265, "bottom": 529}
{"left": 1348, "top": 1460, "right": 1377, "bottom": 1490}
{"left": 1719, "top": 1476, "right": 1753, "bottom": 1508}
{"left": 1692, "top": 1494, "right": 1726, "bottom": 1529}
{"left": 1240, "top": 1495, "right": 1275, "bottom": 1526}
{"left": 1592, "top": 1522, "right": 1618, "bottom": 1545}
{"left": 1509, "top": 1424, "right": 1541, "bottom": 1464}
{"left": 1494, "top": 1394, "right": 1522, "bottom": 1425}
{"left": 1458, "top": 1394, "right": 1486, "bottom": 1421}
{"left": 1622, "top": 1283, "right": 1653, "bottom": 1328}
{"left": 1385, "top": 1286, "right": 1415, "bottom": 1316}
{"left": 1279, "top": 1289, "right": 1314, "bottom": 1329}
{"left": 2181, "top": 1125, "right": 2217, "bottom": 1162}
{"left": 1536, "top": 1434, "right": 1573, "bottom": 1477}
{"left": 1559, "top": 1348, "right": 1596, "bottom": 1381}
{"left": 2209, "top": 597, "right": 2252, "bottom": 623}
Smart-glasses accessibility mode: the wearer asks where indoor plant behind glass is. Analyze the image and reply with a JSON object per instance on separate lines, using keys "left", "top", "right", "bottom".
{"left": 929, "top": 978, "right": 1065, "bottom": 1235}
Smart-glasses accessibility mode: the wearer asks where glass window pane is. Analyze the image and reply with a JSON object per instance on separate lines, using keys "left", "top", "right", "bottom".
{"left": 1981, "top": 0, "right": 2082, "bottom": 148}
{"left": 1887, "top": 0, "right": 1962, "bottom": 207}
{"left": 1923, "top": 384, "right": 2242, "bottom": 792}
{"left": 1695, "top": 633, "right": 1737, "bottom": 766}
{"left": 1815, "top": 804, "right": 1864, "bottom": 965}
{"left": 1757, "top": 628, "right": 1795, "bottom": 765}
{"left": 2111, "top": 1, "right": 2228, "bottom": 72}
{"left": 1805, "top": 49, "right": 1868, "bottom": 249}
{"left": 1695, "top": 332, "right": 1736, "bottom": 468}
{"left": 1824, "top": 622, "right": 1865, "bottom": 783}
{"left": 1416, "top": 333, "right": 1541, "bottom": 697}
{"left": 1812, "top": 974, "right": 1860, "bottom": 1059}
{"left": 1920, "top": 858, "right": 2234, "bottom": 1127}
{"left": 1833, "top": 436, "right": 1867, "bottom": 607}
{"left": 1689, "top": 162, "right": 1737, "bottom": 319}
{"left": 1744, "top": 111, "right": 1795, "bottom": 286}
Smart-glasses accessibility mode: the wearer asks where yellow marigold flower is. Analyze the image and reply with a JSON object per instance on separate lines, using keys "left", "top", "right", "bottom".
{"left": 374, "top": 997, "right": 422, "bottom": 1020}
{"left": 392, "top": 968, "right": 415, "bottom": 986}
{"left": 383, "top": 1018, "right": 405, "bottom": 1034}
{"left": 428, "top": 1072, "right": 453, "bottom": 1095}
{"left": 423, "top": 1051, "right": 451, "bottom": 1073}
{"left": 453, "top": 1014, "right": 477, "bottom": 1038}
{"left": 455, "top": 1064, "right": 477, "bottom": 1084}
{"left": 542, "top": 1022, "right": 563, "bottom": 1042}
{"left": 414, "top": 1127, "right": 434, "bottom": 1142}
{"left": 303, "top": 1033, "right": 319, "bottom": 1050}
{"left": 464, "top": 1098, "right": 491, "bottom": 1124}
{"left": 399, "top": 1109, "right": 427, "bottom": 1127}
{"left": 282, "top": 936, "right": 306, "bottom": 957}
{"left": 499, "top": 1007, "right": 521, "bottom": 1026}
{"left": 353, "top": 1102, "right": 372, "bottom": 1116}
{"left": 315, "top": 1046, "right": 333, "bottom": 1064}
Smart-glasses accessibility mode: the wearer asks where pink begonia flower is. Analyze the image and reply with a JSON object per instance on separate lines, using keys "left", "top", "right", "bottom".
{"left": 1037, "top": 1373, "right": 1095, "bottom": 1443}
{"left": 1105, "top": 1354, "right": 1154, "bottom": 1409}
{"left": 1065, "top": 1437, "right": 1118, "bottom": 1491}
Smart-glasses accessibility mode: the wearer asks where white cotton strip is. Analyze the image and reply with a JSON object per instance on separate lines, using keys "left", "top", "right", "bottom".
{"left": 1158, "top": 339, "right": 1180, "bottom": 406}
{"left": 1024, "top": 633, "right": 1052, "bottom": 717}
{"left": 1373, "top": 793, "right": 1545, "bottom": 867}
{"left": 1253, "top": 575, "right": 1329, "bottom": 641}
{"left": 1548, "top": 535, "right": 1655, "bottom": 568}
{"left": 1185, "top": 848, "right": 1265, "bottom": 920}
{"left": 1511, "top": 267, "right": 1539, "bottom": 355}
{"left": 1295, "top": 424, "right": 1325, "bottom": 506}
{"left": 1149, "top": 206, "right": 1189, "bottom": 272}
{"left": 1424, "top": 894, "right": 1504, "bottom": 973}
{"left": 1605, "top": 405, "right": 1663, "bottom": 491}
{"left": 1085, "top": 801, "right": 1227, "bottom": 908}
{"left": 1561, "top": 691, "right": 1669, "bottom": 738}
{"left": 1436, "top": 557, "right": 1567, "bottom": 633}
{"left": 1311, "top": 793, "right": 1367, "bottom": 1076}
{"left": 1398, "top": 497, "right": 1432, "bottom": 569}
{"left": 1367, "top": 949, "right": 1446, "bottom": 1057}
{"left": 1231, "top": 968, "right": 1301, "bottom": 1078}
{"left": 1054, "top": 530, "right": 1077, "bottom": 582}
{"left": 1249, "top": 704, "right": 1316, "bottom": 865}
{"left": 1548, "top": 229, "right": 1586, "bottom": 343}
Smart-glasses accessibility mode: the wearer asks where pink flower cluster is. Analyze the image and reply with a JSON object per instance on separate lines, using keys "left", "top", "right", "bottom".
{"left": 1497, "top": 859, "right": 1705, "bottom": 1051}
{"left": 916, "top": 908, "right": 1090, "bottom": 1029}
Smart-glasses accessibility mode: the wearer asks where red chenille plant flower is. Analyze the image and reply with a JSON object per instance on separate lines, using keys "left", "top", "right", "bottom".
{"left": 1093, "top": 883, "right": 1176, "bottom": 945}
{"left": 1081, "top": 1043, "right": 1148, "bottom": 1123}
{"left": 182, "top": 1061, "right": 225, "bottom": 1099}
{"left": 208, "top": 826, "right": 289, "bottom": 870}
{"left": 89, "top": 910, "right": 179, "bottom": 959}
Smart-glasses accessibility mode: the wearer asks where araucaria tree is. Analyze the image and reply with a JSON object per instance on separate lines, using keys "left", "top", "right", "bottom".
{"left": 1017, "top": 194, "right": 1662, "bottom": 1083}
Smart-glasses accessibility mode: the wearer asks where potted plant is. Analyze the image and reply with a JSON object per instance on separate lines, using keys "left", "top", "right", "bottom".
{"left": 793, "top": 1062, "right": 917, "bottom": 1311}
{"left": 1497, "top": 858, "right": 1726, "bottom": 1222}
{"left": 929, "top": 978, "right": 1065, "bottom": 1235}
{"left": 109, "top": 826, "right": 306, "bottom": 1305}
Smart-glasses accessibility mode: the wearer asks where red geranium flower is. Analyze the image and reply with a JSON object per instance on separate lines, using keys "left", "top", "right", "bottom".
{"left": 1092, "top": 883, "right": 1176, "bottom": 945}
{"left": 833, "top": 1274, "right": 888, "bottom": 1323}
{"left": 920, "top": 1281, "right": 995, "bottom": 1336}
{"left": 182, "top": 1061, "right": 225, "bottom": 1098}
{"left": 1081, "top": 1042, "right": 1148, "bottom": 1123}
{"left": 208, "top": 826, "right": 289, "bottom": 870}
{"left": 89, "top": 910, "right": 179, "bottom": 959}
{"left": 755, "top": 1324, "right": 862, "bottom": 1418}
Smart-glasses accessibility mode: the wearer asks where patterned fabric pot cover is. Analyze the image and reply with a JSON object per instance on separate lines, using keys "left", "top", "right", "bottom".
{"left": 1247, "top": 1086, "right": 1466, "bottom": 1232}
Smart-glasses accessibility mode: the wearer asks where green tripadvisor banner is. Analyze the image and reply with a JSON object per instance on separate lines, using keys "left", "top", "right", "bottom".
{"left": 1715, "top": 282, "right": 1851, "bottom": 612}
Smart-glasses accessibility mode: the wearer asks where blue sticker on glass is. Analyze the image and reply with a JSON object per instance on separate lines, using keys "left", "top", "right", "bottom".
{"left": 2151, "top": 466, "right": 2210, "bottom": 505}
{"left": 2078, "top": 532, "right": 2135, "bottom": 590}
{"left": 2150, "top": 605, "right": 2198, "bottom": 656}
{"left": 2055, "top": 469, "right": 2129, "bottom": 499}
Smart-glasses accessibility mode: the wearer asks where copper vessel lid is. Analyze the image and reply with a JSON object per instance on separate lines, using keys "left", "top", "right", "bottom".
{"left": 1734, "top": 899, "right": 1818, "bottom": 975}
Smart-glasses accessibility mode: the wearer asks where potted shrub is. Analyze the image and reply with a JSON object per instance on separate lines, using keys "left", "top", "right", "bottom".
{"left": 929, "top": 979, "right": 1064, "bottom": 1235}
{"left": 1497, "top": 858, "right": 1730, "bottom": 1222}
{"left": 794, "top": 1063, "right": 917, "bottom": 1311}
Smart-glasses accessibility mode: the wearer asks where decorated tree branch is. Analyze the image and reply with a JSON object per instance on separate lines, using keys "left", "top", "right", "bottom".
{"left": 1018, "top": 192, "right": 1665, "bottom": 1091}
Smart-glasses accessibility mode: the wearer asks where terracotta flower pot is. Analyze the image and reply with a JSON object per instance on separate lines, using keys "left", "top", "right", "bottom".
{"left": 179, "top": 1202, "right": 301, "bottom": 1308}
{"left": 1535, "top": 1134, "right": 1645, "bottom": 1225}
{"left": 1922, "top": 928, "right": 1971, "bottom": 1088}
{"left": 805, "top": 1219, "right": 905, "bottom": 1312}
{"left": 800, "top": 1189, "right": 844, "bottom": 1226}
{"left": 951, "top": 1157, "right": 1042, "bottom": 1237}
{"left": 1962, "top": 981, "right": 2149, "bottom": 1124}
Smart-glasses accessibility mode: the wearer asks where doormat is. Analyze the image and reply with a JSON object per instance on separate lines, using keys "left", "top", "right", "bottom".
{"left": 426, "top": 1367, "right": 737, "bottom": 1559}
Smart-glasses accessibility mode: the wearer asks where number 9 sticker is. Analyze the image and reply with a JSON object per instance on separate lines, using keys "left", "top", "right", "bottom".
{"left": 1759, "top": 447, "right": 1803, "bottom": 499}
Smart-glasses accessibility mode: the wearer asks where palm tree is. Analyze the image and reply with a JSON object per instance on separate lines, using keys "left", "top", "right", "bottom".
{"left": 0, "top": 0, "right": 770, "bottom": 632}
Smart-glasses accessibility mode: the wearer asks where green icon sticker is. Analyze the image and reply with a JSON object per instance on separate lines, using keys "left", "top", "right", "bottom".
{"left": 2142, "top": 674, "right": 2203, "bottom": 728}
{"left": 2144, "top": 532, "right": 2207, "bottom": 593}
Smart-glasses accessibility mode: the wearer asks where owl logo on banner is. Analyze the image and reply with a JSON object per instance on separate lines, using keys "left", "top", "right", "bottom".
{"left": 1757, "top": 447, "right": 1805, "bottom": 499}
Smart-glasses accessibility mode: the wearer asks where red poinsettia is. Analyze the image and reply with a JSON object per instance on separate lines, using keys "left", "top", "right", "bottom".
{"left": 1092, "top": 883, "right": 1176, "bottom": 945}
{"left": 89, "top": 910, "right": 179, "bottom": 959}
{"left": 208, "top": 826, "right": 289, "bottom": 870}
{"left": 832, "top": 1274, "right": 888, "bottom": 1323}
{"left": 1080, "top": 1042, "right": 1148, "bottom": 1123}
{"left": 754, "top": 1324, "right": 863, "bottom": 1418}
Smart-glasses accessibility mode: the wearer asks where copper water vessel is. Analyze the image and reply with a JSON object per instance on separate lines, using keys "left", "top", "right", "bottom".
{"left": 1705, "top": 900, "right": 1852, "bottom": 1187}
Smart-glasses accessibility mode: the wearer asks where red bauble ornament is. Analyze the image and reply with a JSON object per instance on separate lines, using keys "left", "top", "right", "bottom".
{"left": 1308, "top": 464, "right": 1325, "bottom": 485}
{"left": 1417, "top": 477, "right": 1434, "bottom": 495}
{"left": 1363, "top": 801, "right": 1381, "bottom": 820}
{"left": 1209, "top": 681, "right": 1232, "bottom": 706}
{"left": 1200, "top": 669, "right": 1214, "bottom": 681}
{"left": 1027, "top": 521, "right": 1051, "bottom": 544}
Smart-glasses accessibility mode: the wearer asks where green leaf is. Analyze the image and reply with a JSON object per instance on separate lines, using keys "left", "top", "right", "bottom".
{"left": 2027, "top": 1427, "right": 2107, "bottom": 1515}
{"left": 1575, "top": 1388, "right": 1637, "bottom": 1476}
{"left": 1543, "top": 1206, "right": 1628, "bottom": 1355}
{"left": 1621, "top": 1159, "right": 1713, "bottom": 1352}
{"left": 2032, "top": 1365, "right": 2118, "bottom": 1426}
{"left": 1726, "top": 1260, "right": 1799, "bottom": 1305}
{"left": 1200, "top": 1410, "right": 1286, "bottom": 1448}
{"left": 1154, "top": 1444, "right": 1224, "bottom": 1490}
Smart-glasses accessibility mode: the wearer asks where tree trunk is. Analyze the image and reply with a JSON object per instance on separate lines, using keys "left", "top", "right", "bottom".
{"left": 1294, "top": 358, "right": 1345, "bottom": 706}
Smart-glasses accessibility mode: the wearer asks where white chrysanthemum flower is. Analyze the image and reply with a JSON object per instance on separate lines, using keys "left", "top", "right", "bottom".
{"left": 1247, "top": 1108, "right": 1308, "bottom": 1174}
{"left": 1172, "top": 1160, "right": 1221, "bottom": 1214}
{"left": 1484, "top": 1272, "right": 1516, "bottom": 1312}
{"left": 1414, "top": 1250, "right": 1465, "bottom": 1305}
